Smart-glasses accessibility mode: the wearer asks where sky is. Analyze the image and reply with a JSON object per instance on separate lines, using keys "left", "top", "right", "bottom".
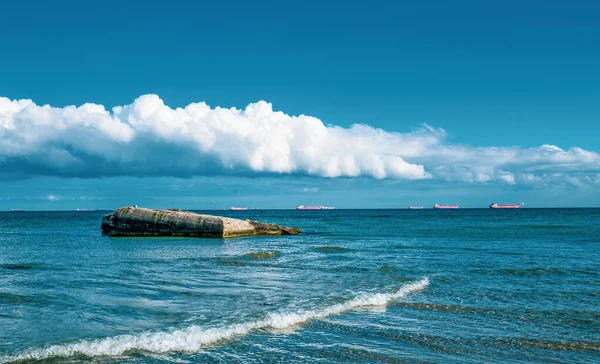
{"left": 1, "top": 0, "right": 599, "bottom": 210}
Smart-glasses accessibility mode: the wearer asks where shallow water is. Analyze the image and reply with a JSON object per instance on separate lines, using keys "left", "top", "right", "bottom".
{"left": 0, "top": 209, "right": 598, "bottom": 363}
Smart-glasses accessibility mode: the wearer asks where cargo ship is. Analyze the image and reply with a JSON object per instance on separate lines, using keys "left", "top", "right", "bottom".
{"left": 490, "top": 202, "right": 523, "bottom": 209}
{"left": 296, "top": 205, "right": 322, "bottom": 210}
{"left": 433, "top": 204, "right": 459, "bottom": 209}
{"left": 230, "top": 207, "right": 248, "bottom": 211}
{"left": 296, "top": 205, "right": 335, "bottom": 210}
{"left": 408, "top": 206, "right": 424, "bottom": 209}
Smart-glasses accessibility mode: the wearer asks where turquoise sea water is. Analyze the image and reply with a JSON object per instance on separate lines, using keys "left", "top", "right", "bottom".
{"left": 0, "top": 209, "right": 598, "bottom": 363}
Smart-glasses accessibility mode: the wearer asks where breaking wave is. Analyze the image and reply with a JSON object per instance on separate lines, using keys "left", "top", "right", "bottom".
{"left": 0, "top": 278, "right": 429, "bottom": 363}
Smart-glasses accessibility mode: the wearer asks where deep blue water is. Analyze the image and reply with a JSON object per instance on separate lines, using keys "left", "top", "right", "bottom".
{"left": 0, "top": 209, "right": 599, "bottom": 363}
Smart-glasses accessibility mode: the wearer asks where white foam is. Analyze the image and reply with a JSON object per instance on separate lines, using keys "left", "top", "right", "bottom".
{"left": 0, "top": 278, "right": 429, "bottom": 363}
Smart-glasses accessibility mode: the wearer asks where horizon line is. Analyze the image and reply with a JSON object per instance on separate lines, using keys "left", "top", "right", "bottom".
{"left": 3, "top": 206, "right": 600, "bottom": 212}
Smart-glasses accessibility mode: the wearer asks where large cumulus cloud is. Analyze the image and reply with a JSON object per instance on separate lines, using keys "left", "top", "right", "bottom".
{"left": 0, "top": 94, "right": 598, "bottom": 186}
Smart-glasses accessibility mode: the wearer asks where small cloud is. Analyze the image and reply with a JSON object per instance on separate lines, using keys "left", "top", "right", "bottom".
{"left": 171, "top": 184, "right": 196, "bottom": 191}
{"left": 499, "top": 172, "right": 516, "bottom": 185}
{"left": 294, "top": 187, "right": 319, "bottom": 193}
{"left": 540, "top": 144, "right": 564, "bottom": 153}
{"left": 565, "top": 176, "right": 585, "bottom": 187}
{"left": 44, "top": 194, "right": 59, "bottom": 201}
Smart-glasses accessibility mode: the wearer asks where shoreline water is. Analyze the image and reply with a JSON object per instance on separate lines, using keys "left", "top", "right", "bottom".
{"left": 0, "top": 209, "right": 598, "bottom": 362}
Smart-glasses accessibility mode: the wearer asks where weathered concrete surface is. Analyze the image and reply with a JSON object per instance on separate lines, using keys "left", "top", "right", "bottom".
{"left": 101, "top": 206, "right": 300, "bottom": 238}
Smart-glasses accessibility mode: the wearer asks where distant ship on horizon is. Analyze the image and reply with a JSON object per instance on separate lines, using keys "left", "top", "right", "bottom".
{"left": 296, "top": 205, "right": 336, "bottom": 210}
{"left": 230, "top": 207, "right": 248, "bottom": 211}
{"left": 433, "top": 204, "right": 459, "bottom": 209}
{"left": 490, "top": 202, "right": 523, "bottom": 209}
{"left": 408, "top": 206, "right": 424, "bottom": 209}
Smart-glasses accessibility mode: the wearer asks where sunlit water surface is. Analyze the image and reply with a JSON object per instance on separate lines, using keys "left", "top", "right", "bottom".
{"left": 0, "top": 209, "right": 598, "bottom": 363}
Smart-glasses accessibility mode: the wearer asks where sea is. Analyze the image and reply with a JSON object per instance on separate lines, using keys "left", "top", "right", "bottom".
{"left": 0, "top": 209, "right": 598, "bottom": 363}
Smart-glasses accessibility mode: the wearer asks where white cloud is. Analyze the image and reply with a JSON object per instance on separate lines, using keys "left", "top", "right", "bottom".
{"left": 296, "top": 187, "right": 319, "bottom": 193}
{"left": 1, "top": 94, "right": 599, "bottom": 187}
{"left": 44, "top": 194, "right": 59, "bottom": 201}
{"left": 499, "top": 172, "right": 516, "bottom": 185}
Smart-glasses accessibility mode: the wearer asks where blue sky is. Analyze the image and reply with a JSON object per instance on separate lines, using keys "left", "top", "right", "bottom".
{"left": 1, "top": 0, "right": 599, "bottom": 209}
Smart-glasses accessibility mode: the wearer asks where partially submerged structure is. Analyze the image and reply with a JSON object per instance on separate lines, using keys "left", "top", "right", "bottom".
{"left": 101, "top": 206, "right": 300, "bottom": 238}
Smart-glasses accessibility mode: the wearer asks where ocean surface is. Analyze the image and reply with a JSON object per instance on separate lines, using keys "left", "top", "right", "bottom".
{"left": 0, "top": 209, "right": 598, "bottom": 363}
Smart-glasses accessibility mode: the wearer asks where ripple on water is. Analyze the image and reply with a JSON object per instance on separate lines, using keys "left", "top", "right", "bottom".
{"left": 494, "top": 337, "right": 600, "bottom": 352}
{"left": 217, "top": 259, "right": 248, "bottom": 266}
{"left": 492, "top": 251, "right": 525, "bottom": 256}
{"left": 315, "top": 246, "right": 350, "bottom": 253}
{"left": 0, "top": 264, "right": 34, "bottom": 270}
{"left": 391, "top": 302, "right": 483, "bottom": 314}
{"left": 378, "top": 265, "right": 396, "bottom": 273}
{"left": 323, "top": 325, "right": 600, "bottom": 357}
{"left": 0, "top": 263, "right": 63, "bottom": 271}
{"left": 241, "top": 251, "right": 279, "bottom": 260}
{"left": 489, "top": 267, "right": 569, "bottom": 277}
{"left": 431, "top": 275, "right": 465, "bottom": 284}
{"left": 0, "top": 292, "right": 38, "bottom": 304}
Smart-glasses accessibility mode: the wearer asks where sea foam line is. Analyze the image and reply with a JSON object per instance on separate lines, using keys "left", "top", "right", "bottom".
{"left": 0, "top": 278, "right": 429, "bottom": 363}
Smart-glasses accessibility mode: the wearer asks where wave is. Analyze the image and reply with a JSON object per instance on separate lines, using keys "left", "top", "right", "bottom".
{"left": 494, "top": 267, "right": 568, "bottom": 277}
{"left": 390, "top": 302, "right": 484, "bottom": 314}
{"left": 0, "top": 263, "right": 62, "bottom": 271}
{"left": 0, "top": 278, "right": 429, "bottom": 363}
{"left": 492, "top": 251, "right": 524, "bottom": 256}
{"left": 377, "top": 265, "right": 397, "bottom": 273}
{"left": 0, "top": 264, "right": 34, "bottom": 270}
{"left": 494, "top": 337, "right": 600, "bottom": 352}
{"left": 241, "top": 251, "right": 279, "bottom": 260}
{"left": 217, "top": 259, "right": 248, "bottom": 266}
{"left": 315, "top": 246, "right": 350, "bottom": 252}
{"left": 0, "top": 292, "right": 37, "bottom": 304}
